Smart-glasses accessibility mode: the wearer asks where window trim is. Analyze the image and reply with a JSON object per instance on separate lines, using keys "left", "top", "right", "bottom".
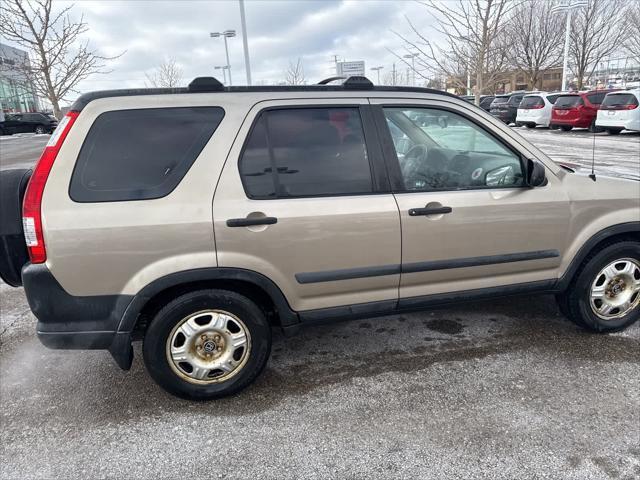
{"left": 372, "top": 104, "right": 531, "bottom": 193}
{"left": 237, "top": 104, "right": 390, "bottom": 200}
{"left": 68, "top": 106, "right": 225, "bottom": 203}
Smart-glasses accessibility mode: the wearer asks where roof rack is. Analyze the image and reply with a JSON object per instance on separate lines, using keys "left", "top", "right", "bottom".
{"left": 70, "top": 75, "right": 461, "bottom": 111}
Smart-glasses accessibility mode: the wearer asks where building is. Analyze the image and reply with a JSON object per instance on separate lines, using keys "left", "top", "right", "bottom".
{"left": 0, "top": 43, "right": 40, "bottom": 114}
{"left": 446, "top": 66, "right": 564, "bottom": 95}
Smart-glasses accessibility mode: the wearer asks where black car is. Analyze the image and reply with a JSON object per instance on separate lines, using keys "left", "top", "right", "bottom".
{"left": 459, "top": 95, "right": 495, "bottom": 112}
{"left": 489, "top": 92, "right": 525, "bottom": 124}
{"left": 0, "top": 112, "right": 58, "bottom": 136}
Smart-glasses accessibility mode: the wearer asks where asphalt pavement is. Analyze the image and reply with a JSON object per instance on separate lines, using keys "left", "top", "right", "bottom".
{"left": 1, "top": 129, "right": 639, "bottom": 479}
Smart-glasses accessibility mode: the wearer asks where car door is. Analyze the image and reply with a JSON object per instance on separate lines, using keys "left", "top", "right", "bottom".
{"left": 9, "top": 114, "right": 25, "bottom": 133}
{"left": 213, "top": 100, "right": 401, "bottom": 313}
{"left": 369, "top": 98, "right": 571, "bottom": 301}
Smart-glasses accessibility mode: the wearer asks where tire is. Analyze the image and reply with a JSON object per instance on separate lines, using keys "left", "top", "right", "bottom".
{"left": 607, "top": 128, "right": 622, "bottom": 135}
{"left": 549, "top": 124, "right": 558, "bottom": 130}
{"left": 34, "top": 125, "right": 46, "bottom": 134}
{"left": 143, "top": 289, "right": 272, "bottom": 400}
{"left": 560, "top": 125, "right": 573, "bottom": 131}
{"left": 588, "top": 120, "right": 603, "bottom": 133}
{"left": 526, "top": 123, "right": 536, "bottom": 129}
{"left": 557, "top": 241, "right": 640, "bottom": 333}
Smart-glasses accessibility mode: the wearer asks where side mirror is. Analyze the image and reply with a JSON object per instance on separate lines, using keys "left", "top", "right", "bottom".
{"left": 527, "top": 159, "right": 547, "bottom": 187}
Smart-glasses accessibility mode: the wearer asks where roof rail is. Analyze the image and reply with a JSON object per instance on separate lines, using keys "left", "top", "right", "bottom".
{"left": 316, "top": 75, "right": 374, "bottom": 89}
{"left": 317, "top": 76, "right": 346, "bottom": 85}
{"left": 188, "top": 76, "right": 224, "bottom": 92}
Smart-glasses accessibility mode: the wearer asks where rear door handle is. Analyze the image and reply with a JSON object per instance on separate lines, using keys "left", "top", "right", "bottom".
{"left": 408, "top": 206, "right": 453, "bottom": 216}
{"left": 226, "top": 216, "right": 278, "bottom": 227}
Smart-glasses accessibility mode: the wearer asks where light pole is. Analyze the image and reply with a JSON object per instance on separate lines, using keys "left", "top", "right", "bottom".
{"left": 404, "top": 53, "right": 419, "bottom": 86}
{"left": 214, "top": 65, "right": 229, "bottom": 85}
{"left": 210, "top": 30, "right": 236, "bottom": 85}
{"left": 238, "top": 0, "right": 252, "bottom": 85}
{"left": 551, "top": 0, "right": 587, "bottom": 91}
{"left": 370, "top": 66, "right": 384, "bottom": 84}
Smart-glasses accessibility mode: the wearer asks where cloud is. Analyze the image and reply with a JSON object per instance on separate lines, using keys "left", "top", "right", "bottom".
{"left": 4, "top": 0, "right": 441, "bottom": 100}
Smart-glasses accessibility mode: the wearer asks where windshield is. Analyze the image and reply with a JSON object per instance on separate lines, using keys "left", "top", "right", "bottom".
{"left": 554, "top": 95, "right": 582, "bottom": 108}
{"left": 520, "top": 96, "right": 544, "bottom": 108}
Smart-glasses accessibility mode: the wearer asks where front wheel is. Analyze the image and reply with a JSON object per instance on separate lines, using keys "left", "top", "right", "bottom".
{"left": 143, "top": 289, "right": 272, "bottom": 400}
{"left": 34, "top": 125, "right": 47, "bottom": 134}
{"left": 560, "top": 125, "right": 573, "bottom": 131}
{"left": 607, "top": 128, "right": 622, "bottom": 135}
{"left": 557, "top": 241, "right": 640, "bottom": 332}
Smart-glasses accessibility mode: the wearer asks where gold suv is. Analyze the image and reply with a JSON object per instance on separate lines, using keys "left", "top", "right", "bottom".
{"left": 1, "top": 77, "right": 638, "bottom": 400}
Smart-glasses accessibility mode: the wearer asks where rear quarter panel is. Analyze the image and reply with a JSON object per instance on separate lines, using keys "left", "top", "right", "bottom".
{"left": 42, "top": 94, "right": 252, "bottom": 296}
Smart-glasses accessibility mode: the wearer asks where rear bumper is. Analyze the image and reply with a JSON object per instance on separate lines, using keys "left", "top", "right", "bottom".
{"left": 596, "top": 116, "right": 640, "bottom": 131}
{"left": 490, "top": 110, "right": 513, "bottom": 122}
{"left": 516, "top": 113, "right": 549, "bottom": 126}
{"left": 551, "top": 116, "right": 590, "bottom": 128}
{"left": 22, "top": 263, "right": 134, "bottom": 369}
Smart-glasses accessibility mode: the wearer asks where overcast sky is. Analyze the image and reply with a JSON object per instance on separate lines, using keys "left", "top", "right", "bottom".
{"left": 13, "top": 0, "right": 442, "bottom": 101}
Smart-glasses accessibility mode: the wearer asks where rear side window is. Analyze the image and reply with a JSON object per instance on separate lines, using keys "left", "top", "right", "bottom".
{"left": 554, "top": 96, "right": 582, "bottom": 107}
{"left": 520, "top": 96, "right": 544, "bottom": 108}
{"left": 586, "top": 92, "right": 607, "bottom": 105}
{"left": 547, "top": 94, "right": 561, "bottom": 104}
{"left": 509, "top": 95, "right": 523, "bottom": 106}
{"left": 70, "top": 107, "right": 224, "bottom": 202}
{"left": 239, "top": 107, "right": 372, "bottom": 199}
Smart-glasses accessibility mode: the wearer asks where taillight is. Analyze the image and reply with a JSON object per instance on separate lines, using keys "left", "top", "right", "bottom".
{"left": 22, "top": 111, "right": 79, "bottom": 263}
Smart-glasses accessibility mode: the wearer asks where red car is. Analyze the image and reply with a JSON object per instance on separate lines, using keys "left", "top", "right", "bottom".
{"left": 550, "top": 89, "right": 616, "bottom": 132}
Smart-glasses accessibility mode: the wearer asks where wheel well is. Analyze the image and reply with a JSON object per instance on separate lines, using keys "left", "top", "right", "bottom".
{"left": 561, "top": 231, "right": 640, "bottom": 291}
{"left": 132, "top": 279, "right": 279, "bottom": 338}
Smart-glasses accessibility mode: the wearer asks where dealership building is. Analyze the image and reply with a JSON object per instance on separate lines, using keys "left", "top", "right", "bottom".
{"left": 0, "top": 43, "right": 40, "bottom": 114}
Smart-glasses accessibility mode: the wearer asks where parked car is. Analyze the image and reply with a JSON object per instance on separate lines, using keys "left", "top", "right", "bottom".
{"left": 459, "top": 95, "right": 494, "bottom": 112}
{"left": 595, "top": 89, "right": 640, "bottom": 134}
{"left": 0, "top": 112, "right": 58, "bottom": 135}
{"left": 515, "top": 92, "right": 563, "bottom": 128}
{"left": 550, "top": 89, "right": 616, "bottom": 132}
{"left": 489, "top": 91, "right": 526, "bottom": 124}
{"left": 1, "top": 76, "right": 639, "bottom": 400}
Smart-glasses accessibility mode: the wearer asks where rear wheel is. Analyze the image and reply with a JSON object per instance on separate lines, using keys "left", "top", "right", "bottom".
{"left": 588, "top": 120, "right": 601, "bottom": 133}
{"left": 34, "top": 125, "right": 47, "bottom": 134}
{"left": 557, "top": 242, "right": 640, "bottom": 332}
{"left": 560, "top": 125, "right": 573, "bottom": 131}
{"left": 607, "top": 128, "right": 622, "bottom": 135}
{"left": 143, "top": 289, "right": 272, "bottom": 400}
{"left": 526, "top": 123, "right": 536, "bottom": 129}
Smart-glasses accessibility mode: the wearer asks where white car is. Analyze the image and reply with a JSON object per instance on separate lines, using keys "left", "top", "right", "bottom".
{"left": 596, "top": 89, "right": 640, "bottom": 134}
{"left": 515, "top": 92, "right": 564, "bottom": 128}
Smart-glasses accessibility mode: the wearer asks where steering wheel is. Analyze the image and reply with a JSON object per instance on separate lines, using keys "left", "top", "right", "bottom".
{"left": 401, "top": 144, "right": 429, "bottom": 180}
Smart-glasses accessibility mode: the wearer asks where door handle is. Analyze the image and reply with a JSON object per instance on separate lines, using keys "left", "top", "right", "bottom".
{"left": 408, "top": 206, "right": 453, "bottom": 216}
{"left": 226, "top": 216, "right": 278, "bottom": 227}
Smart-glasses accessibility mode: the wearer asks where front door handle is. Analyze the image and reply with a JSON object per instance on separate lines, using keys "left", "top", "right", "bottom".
{"left": 408, "top": 206, "right": 453, "bottom": 216}
{"left": 226, "top": 217, "right": 278, "bottom": 227}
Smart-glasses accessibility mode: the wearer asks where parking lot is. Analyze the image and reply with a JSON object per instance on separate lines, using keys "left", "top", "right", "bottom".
{"left": 1, "top": 130, "right": 639, "bottom": 479}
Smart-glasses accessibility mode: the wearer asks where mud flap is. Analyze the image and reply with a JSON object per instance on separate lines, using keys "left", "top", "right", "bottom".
{"left": 0, "top": 169, "right": 31, "bottom": 286}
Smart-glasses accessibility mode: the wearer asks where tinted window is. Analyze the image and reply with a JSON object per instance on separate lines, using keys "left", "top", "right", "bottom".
{"left": 602, "top": 93, "right": 638, "bottom": 107}
{"left": 509, "top": 95, "right": 524, "bottom": 106}
{"left": 555, "top": 95, "right": 582, "bottom": 107}
{"left": 547, "top": 94, "right": 561, "bottom": 104}
{"left": 586, "top": 92, "right": 607, "bottom": 105}
{"left": 492, "top": 96, "right": 509, "bottom": 105}
{"left": 70, "top": 107, "right": 224, "bottom": 202}
{"left": 383, "top": 107, "right": 524, "bottom": 191}
{"left": 239, "top": 107, "right": 372, "bottom": 199}
{"left": 520, "top": 96, "right": 544, "bottom": 108}
{"left": 480, "top": 97, "right": 494, "bottom": 108}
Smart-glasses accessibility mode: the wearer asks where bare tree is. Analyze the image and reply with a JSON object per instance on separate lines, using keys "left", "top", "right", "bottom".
{"left": 505, "top": 0, "right": 564, "bottom": 89}
{"left": 568, "top": 0, "right": 628, "bottom": 89}
{"left": 284, "top": 58, "right": 306, "bottom": 85}
{"left": 624, "top": 2, "right": 640, "bottom": 63}
{"left": 145, "top": 57, "right": 183, "bottom": 88}
{"left": 393, "top": 0, "right": 515, "bottom": 104}
{"left": 0, "top": 0, "right": 122, "bottom": 118}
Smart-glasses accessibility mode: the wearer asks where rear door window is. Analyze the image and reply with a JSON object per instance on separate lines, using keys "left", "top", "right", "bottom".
{"left": 70, "top": 107, "right": 224, "bottom": 202}
{"left": 239, "top": 107, "right": 372, "bottom": 199}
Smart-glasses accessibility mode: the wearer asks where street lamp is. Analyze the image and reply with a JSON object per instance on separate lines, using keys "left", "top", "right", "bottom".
{"left": 551, "top": 0, "right": 587, "bottom": 91}
{"left": 210, "top": 30, "right": 236, "bottom": 85}
{"left": 214, "top": 65, "right": 230, "bottom": 85}
{"left": 404, "top": 53, "right": 419, "bottom": 86}
{"left": 370, "top": 66, "right": 384, "bottom": 84}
